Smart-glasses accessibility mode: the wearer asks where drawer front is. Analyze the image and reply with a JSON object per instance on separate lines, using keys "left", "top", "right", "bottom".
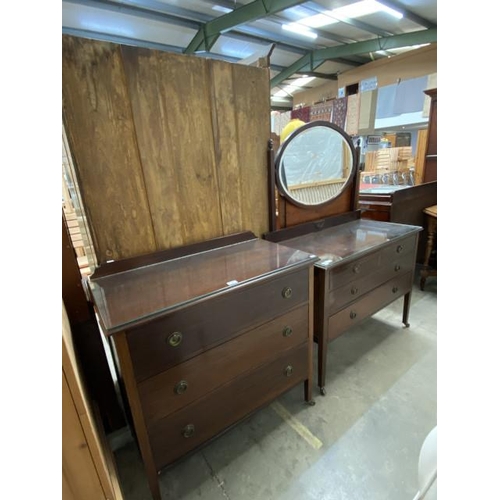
{"left": 328, "top": 234, "right": 417, "bottom": 291}
{"left": 127, "top": 267, "right": 309, "bottom": 382}
{"left": 138, "top": 304, "right": 309, "bottom": 424}
{"left": 328, "top": 249, "right": 416, "bottom": 315}
{"left": 148, "top": 342, "right": 309, "bottom": 470}
{"left": 379, "top": 234, "right": 418, "bottom": 270}
{"left": 328, "top": 271, "right": 413, "bottom": 341}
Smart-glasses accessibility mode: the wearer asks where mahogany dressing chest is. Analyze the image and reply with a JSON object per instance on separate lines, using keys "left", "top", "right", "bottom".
{"left": 89, "top": 232, "right": 318, "bottom": 500}
{"left": 264, "top": 121, "right": 422, "bottom": 394}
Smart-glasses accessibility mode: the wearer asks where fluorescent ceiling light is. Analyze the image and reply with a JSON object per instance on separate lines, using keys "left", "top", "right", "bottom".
{"left": 289, "top": 0, "right": 403, "bottom": 29}
{"left": 334, "top": 0, "right": 403, "bottom": 20}
{"left": 274, "top": 77, "right": 316, "bottom": 97}
{"left": 212, "top": 5, "right": 233, "bottom": 14}
{"left": 282, "top": 23, "right": 318, "bottom": 39}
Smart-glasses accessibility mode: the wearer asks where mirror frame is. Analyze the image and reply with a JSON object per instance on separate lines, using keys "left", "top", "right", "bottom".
{"left": 275, "top": 121, "right": 357, "bottom": 209}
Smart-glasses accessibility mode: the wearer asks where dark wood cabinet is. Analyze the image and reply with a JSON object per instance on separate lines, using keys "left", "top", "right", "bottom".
{"left": 423, "top": 88, "right": 437, "bottom": 183}
{"left": 358, "top": 180, "right": 437, "bottom": 263}
{"left": 88, "top": 232, "right": 317, "bottom": 500}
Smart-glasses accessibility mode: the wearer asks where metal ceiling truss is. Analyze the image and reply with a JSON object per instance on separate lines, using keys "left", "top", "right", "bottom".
{"left": 184, "top": 0, "right": 309, "bottom": 53}
{"left": 63, "top": 0, "right": 436, "bottom": 86}
{"left": 66, "top": 0, "right": 318, "bottom": 54}
{"left": 270, "top": 28, "right": 437, "bottom": 88}
{"left": 65, "top": 0, "right": 369, "bottom": 69}
{"left": 213, "top": 0, "right": 360, "bottom": 45}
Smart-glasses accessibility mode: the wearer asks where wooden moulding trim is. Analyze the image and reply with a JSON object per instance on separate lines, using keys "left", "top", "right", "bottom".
{"left": 264, "top": 211, "right": 361, "bottom": 243}
{"left": 91, "top": 231, "right": 257, "bottom": 279}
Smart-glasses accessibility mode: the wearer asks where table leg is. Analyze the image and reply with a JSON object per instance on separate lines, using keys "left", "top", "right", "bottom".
{"left": 420, "top": 218, "right": 436, "bottom": 291}
{"left": 403, "top": 291, "right": 411, "bottom": 327}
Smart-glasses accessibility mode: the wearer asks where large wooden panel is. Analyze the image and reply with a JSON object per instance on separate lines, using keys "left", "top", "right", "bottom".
{"left": 210, "top": 60, "right": 244, "bottom": 235}
{"left": 62, "top": 36, "right": 156, "bottom": 262}
{"left": 62, "top": 35, "right": 271, "bottom": 264}
{"left": 232, "top": 64, "right": 270, "bottom": 237}
{"left": 121, "top": 47, "right": 223, "bottom": 248}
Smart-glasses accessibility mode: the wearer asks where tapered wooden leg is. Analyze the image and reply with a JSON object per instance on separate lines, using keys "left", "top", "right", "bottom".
{"left": 305, "top": 266, "right": 315, "bottom": 405}
{"left": 403, "top": 291, "right": 411, "bottom": 327}
{"left": 304, "top": 379, "right": 315, "bottom": 405}
{"left": 318, "top": 333, "right": 328, "bottom": 396}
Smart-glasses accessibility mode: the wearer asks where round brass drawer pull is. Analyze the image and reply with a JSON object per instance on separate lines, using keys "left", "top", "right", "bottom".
{"left": 174, "top": 380, "right": 188, "bottom": 395}
{"left": 351, "top": 286, "right": 358, "bottom": 295}
{"left": 284, "top": 365, "right": 293, "bottom": 377}
{"left": 350, "top": 311, "right": 357, "bottom": 320}
{"left": 392, "top": 286, "right": 399, "bottom": 294}
{"left": 394, "top": 264, "right": 401, "bottom": 272}
{"left": 396, "top": 245, "right": 404, "bottom": 253}
{"left": 182, "top": 424, "right": 195, "bottom": 438}
{"left": 353, "top": 264, "right": 361, "bottom": 274}
{"left": 167, "top": 332, "right": 183, "bottom": 347}
{"left": 282, "top": 326, "right": 293, "bottom": 337}
{"left": 282, "top": 287, "right": 293, "bottom": 299}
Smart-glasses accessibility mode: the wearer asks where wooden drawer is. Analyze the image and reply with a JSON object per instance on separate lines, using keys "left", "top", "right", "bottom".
{"left": 328, "top": 234, "right": 416, "bottom": 291}
{"left": 138, "top": 304, "right": 309, "bottom": 424}
{"left": 148, "top": 342, "right": 309, "bottom": 470}
{"left": 127, "top": 267, "right": 309, "bottom": 382}
{"left": 328, "top": 249, "right": 416, "bottom": 315}
{"left": 328, "top": 271, "right": 413, "bottom": 340}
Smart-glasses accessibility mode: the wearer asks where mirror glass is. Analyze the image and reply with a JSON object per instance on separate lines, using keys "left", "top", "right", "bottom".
{"left": 276, "top": 122, "right": 355, "bottom": 207}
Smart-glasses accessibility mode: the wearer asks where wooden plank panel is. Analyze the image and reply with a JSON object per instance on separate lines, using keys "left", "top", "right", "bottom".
{"left": 209, "top": 60, "right": 244, "bottom": 235}
{"left": 232, "top": 64, "right": 270, "bottom": 237}
{"left": 62, "top": 35, "right": 156, "bottom": 263}
{"left": 63, "top": 303, "right": 123, "bottom": 500}
{"left": 62, "top": 372, "right": 107, "bottom": 500}
{"left": 121, "top": 46, "right": 223, "bottom": 249}
{"left": 414, "top": 129, "right": 428, "bottom": 185}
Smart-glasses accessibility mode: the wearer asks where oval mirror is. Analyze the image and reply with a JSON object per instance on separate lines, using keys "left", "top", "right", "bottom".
{"left": 276, "top": 121, "right": 356, "bottom": 207}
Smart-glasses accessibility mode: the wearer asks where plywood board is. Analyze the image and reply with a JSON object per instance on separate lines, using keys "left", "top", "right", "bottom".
{"left": 62, "top": 36, "right": 156, "bottom": 263}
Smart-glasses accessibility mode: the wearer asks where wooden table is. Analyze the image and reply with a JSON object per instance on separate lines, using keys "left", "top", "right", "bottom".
{"left": 420, "top": 205, "right": 437, "bottom": 290}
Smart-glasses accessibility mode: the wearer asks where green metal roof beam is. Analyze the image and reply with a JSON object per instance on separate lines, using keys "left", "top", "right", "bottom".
{"left": 270, "top": 28, "right": 437, "bottom": 89}
{"left": 184, "top": 0, "right": 308, "bottom": 54}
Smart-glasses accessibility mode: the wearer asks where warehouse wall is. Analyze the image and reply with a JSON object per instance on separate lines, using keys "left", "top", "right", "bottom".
{"left": 293, "top": 43, "right": 437, "bottom": 107}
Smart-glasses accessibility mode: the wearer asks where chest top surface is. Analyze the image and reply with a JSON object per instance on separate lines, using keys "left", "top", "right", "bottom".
{"left": 279, "top": 219, "right": 422, "bottom": 270}
{"left": 89, "top": 237, "right": 317, "bottom": 333}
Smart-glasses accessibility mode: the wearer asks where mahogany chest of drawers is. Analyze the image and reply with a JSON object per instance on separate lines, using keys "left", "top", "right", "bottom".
{"left": 88, "top": 233, "right": 317, "bottom": 500}
{"left": 268, "top": 219, "right": 422, "bottom": 395}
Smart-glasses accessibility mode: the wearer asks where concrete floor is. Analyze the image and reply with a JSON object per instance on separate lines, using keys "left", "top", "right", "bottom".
{"left": 111, "top": 272, "right": 437, "bottom": 500}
